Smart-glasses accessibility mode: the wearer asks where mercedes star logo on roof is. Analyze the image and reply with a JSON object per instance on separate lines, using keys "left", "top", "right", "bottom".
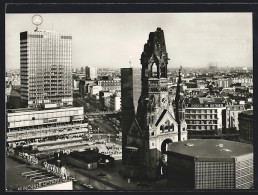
{"left": 32, "top": 15, "right": 43, "bottom": 26}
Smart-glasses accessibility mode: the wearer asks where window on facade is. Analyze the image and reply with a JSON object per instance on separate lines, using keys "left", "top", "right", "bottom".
{"left": 151, "top": 132, "right": 154, "bottom": 136}
{"left": 165, "top": 120, "right": 170, "bottom": 131}
{"left": 152, "top": 63, "right": 158, "bottom": 77}
{"left": 160, "top": 125, "right": 164, "bottom": 133}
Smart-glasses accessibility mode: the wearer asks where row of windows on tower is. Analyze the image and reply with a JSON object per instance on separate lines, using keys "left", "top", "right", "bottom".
{"left": 185, "top": 115, "right": 217, "bottom": 119}
{"left": 149, "top": 87, "right": 168, "bottom": 92}
{"left": 187, "top": 120, "right": 217, "bottom": 125}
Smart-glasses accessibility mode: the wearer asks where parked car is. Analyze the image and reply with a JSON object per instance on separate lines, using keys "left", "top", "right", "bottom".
{"left": 86, "top": 184, "right": 94, "bottom": 190}
{"left": 72, "top": 178, "right": 78, "bottom": 182}
{"left": 83, "top": 183, "right": 94, "bottom": 190}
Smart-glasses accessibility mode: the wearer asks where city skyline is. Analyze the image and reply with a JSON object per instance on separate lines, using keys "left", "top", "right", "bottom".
{"left": 6, "top": 13, "right": 252, "bottom": 69}
{"left": 5, "top": 13, "right": 254, "bottom": 190}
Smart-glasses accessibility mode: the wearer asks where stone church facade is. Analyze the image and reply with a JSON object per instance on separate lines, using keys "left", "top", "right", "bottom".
{"left": 122, "top": 28, "right": 187, "bottom": 179}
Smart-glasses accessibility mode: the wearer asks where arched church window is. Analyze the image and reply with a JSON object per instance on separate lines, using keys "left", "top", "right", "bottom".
{"left": 165, "top": 120, "right": 170, "bottom": 131}
{"left": 151, "top": 132, "right": 154, "bottom": 136}
{"left": 152, "top": 63, "right": 158, "bottom": 77}
{"left": 171, "top": 124, "right": 174, "bottom": 131}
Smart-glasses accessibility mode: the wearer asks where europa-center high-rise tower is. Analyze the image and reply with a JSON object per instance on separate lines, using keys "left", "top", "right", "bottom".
{"left": 20, "top": 28, "right": 73, "bottom": 108}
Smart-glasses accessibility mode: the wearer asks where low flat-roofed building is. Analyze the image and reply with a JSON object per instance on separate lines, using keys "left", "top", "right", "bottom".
{"left": 7, "top": 106, "right": 84, "bottom": 129}
{"left": 99, "top": 91, "right": 113, "bottom": 109}
{"left": 97, "top": 79, "right": 121, "bottom": 92}
{"left": 6, "top": 106, "right": 87, "bottom": 147}
{"left": 225, "top": 104, "right": 245, "bottom": 131}
{"left": 167, "top": 139, "right": 253, "bottom": 189}
{"left": 65, "top": 150, "right": 114, "bottom": 170}
{"left": 90, "top": 85, "right": 102, "bottom": 97}
{"left": 109, "top": 91, "right": 121, "bottom": 111}
{"left": 6, "top": 157, "right": 73, "bottom": 191}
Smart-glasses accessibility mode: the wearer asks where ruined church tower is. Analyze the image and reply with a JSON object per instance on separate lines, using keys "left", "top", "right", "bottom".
{"left": 123, "top": 28, "right": 187, "bottom": 179}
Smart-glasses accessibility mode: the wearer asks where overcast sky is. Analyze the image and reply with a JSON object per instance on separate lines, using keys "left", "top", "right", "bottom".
{"left": 5, "top": 13, "right": 252, "bottom": 70}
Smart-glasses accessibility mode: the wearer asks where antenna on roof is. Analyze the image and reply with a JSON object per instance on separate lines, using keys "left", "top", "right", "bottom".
{"left": 129, "top": 55, "right": 132, "bottom": 68}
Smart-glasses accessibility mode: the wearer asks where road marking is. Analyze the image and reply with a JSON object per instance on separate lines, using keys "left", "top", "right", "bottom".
{"left": 15, "top": 164, "right": 27, "bottom": 168}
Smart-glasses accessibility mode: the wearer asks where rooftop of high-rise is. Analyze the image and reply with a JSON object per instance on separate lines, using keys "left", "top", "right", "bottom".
{"left": 167, "top": 139, "right": 253, "bottom": 161}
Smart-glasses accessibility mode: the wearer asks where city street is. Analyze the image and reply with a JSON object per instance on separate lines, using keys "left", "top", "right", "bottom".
{"left": 64, "top": 159, "right": 168, "bottom": 191}
{"left": 74, "top": 97, "right": 101, "bottom": 113}
{"left": 94, "top": 119, "right": 117, "bottom": 136}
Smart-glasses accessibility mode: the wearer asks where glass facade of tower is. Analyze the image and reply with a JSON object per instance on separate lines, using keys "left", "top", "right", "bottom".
{"left": 20, "top": 31, "right": 73, "bottom": 107}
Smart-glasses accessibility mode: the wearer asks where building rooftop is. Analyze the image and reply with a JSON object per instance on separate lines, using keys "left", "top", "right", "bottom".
{"left": 70, "top": 151, "right": 103, "bottom": 163}
{"left": 6, "top": 157, "right": 67, "bottom": 190}
{"left": 7, "top": 106, "right": 83, "bottom": 114}
{"left": 6, "top": 157, "right": 36, "bottom": 189}
{"left": 240, "top": 110, "right": 253, "bottom": 116}
{"left": 185, "top": 97, "right": 225, "bottom": 105}
{"left": 167, "top": 139, "right": 253, "bottom": 161}
{"left": 10, "top": 89, "right": 20, "bottom": 97}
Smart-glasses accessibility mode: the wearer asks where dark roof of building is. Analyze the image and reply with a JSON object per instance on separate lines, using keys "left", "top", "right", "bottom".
{"left": 167, "top": 139, "right": 253, "bottom": 161}
{"left": 6, "top": 157, "right": 35, "bottom": 189}
{"left": 70, "top": 151, "right": 102, "bottom": 163}
{"left": 10, "top": 89, "right": 20, "bottom": 97}
{"left": 185, "top": 97, "right": 225, "bottom": 105}
{"left": 6, "top": 157, "right": 63, "bottom": 190}
{"left": 240, "top": 110, "right": 253, "bottom": 116}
